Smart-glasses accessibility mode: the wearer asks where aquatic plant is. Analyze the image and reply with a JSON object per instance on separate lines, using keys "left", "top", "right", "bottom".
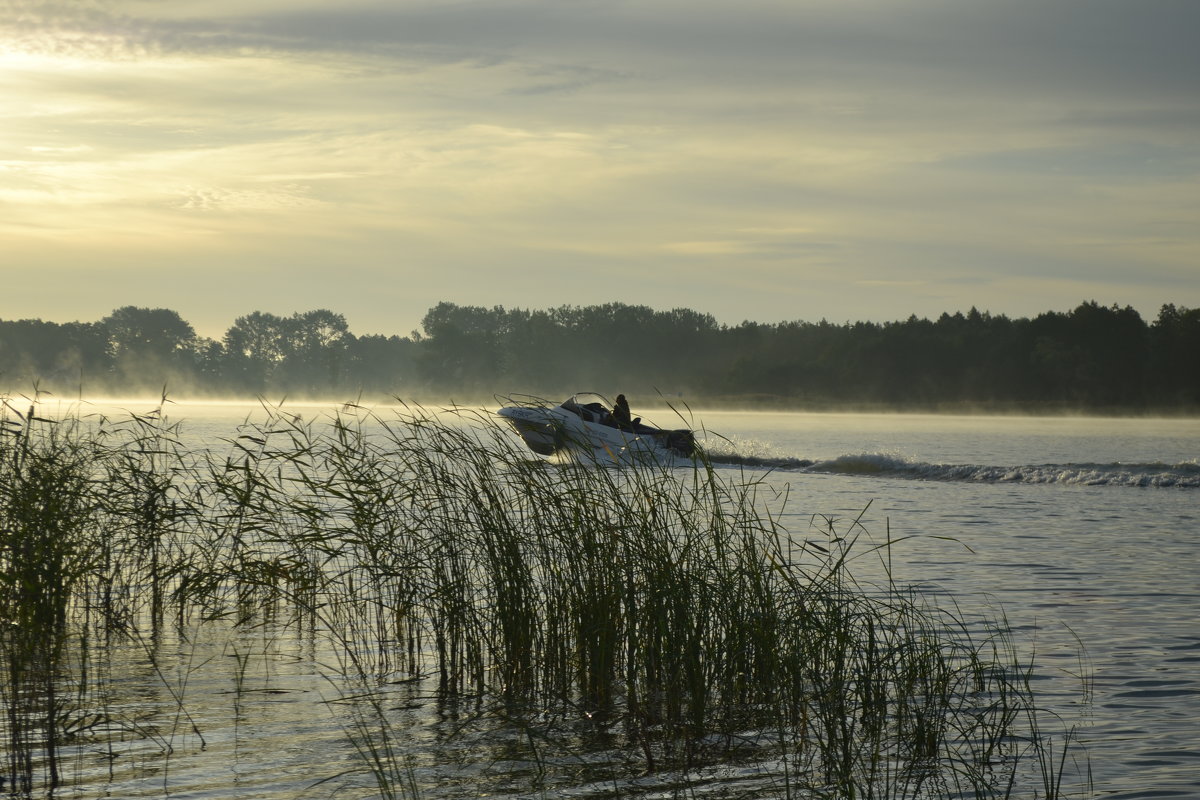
{"left": 0, "top": 395, "right": 1090, "bottom": 799}
{"left": 0, "top": 397, "right": 206, "bottom": 795}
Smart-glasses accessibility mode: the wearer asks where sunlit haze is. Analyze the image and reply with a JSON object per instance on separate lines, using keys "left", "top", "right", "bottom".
{"left": 3, "top": 0, "right": 1198, "bottom": 338}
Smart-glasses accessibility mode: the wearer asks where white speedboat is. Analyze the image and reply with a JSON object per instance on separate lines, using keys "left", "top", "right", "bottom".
{"left": 497, "top": 393, "right": 695, "bottom": 463}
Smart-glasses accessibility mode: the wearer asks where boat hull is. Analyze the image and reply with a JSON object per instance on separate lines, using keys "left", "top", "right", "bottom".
{"left": 497, "top": 394, "right": 694, "bottom": 464}
{"left": 496, "top": 406, "right": 562, "bottom": 456}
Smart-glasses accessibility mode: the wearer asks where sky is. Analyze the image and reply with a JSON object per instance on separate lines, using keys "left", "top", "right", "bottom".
{"left": 2, "top": 0, "right": 1198, "bottom": 340}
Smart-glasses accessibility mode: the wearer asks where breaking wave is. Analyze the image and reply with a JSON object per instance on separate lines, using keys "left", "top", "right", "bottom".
{"left": 706, "top": 451, "right": 1200, "bottom": 488}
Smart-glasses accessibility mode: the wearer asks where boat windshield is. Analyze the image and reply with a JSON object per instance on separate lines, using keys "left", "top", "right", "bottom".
{"left": 567, "top": 392, "right": 613, "bottom": 412}
{"left": 558, "top": 393, "right": 617, "bottom": 425}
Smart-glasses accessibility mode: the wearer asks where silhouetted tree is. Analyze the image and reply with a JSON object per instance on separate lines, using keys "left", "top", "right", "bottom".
{"left": 417, "top": 303, "right": 507, "bottom": 391}
{"left": 347, "top": 334, "right": 419, "bottom": 394}
{"left": 2, "top": 300, "right": 1195, "bottom": 411}
{"left": 285, "top": 309, "right": 350, "bottom": 392}
{"left": 1150, "top": 304, "right": 1200, "bottom": 404}
{"left": 222, "top": 311, "right": 290, "bottom": 393}
{"left": 1024, "top": 302, "right": 1149, "bottom": 406}
{"left": 101, "top": 307, "right": 196, "bottom": 360}
{"left": 100, "top": 306, "right": 198, "bottom": 390}
{"left": 0, "top": 319, "right": 108, "bottom": 389}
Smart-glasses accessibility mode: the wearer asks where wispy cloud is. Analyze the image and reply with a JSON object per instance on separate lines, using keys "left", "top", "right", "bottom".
{"left": 2, "top": 0, "right": 1198, "bottom": 336}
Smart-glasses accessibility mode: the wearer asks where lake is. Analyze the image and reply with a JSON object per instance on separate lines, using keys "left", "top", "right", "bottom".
{"left": 16, "top": 400, "right": 1200, "bottom": 798}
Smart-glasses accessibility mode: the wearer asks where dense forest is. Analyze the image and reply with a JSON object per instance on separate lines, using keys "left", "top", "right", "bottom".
{"left": 1, "top": 301, "right": 1197, "bottom": 412}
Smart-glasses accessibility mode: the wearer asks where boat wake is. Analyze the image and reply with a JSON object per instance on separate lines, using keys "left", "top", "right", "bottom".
{"left": 705, "top": 451, "right": 1200, "bottom": 488}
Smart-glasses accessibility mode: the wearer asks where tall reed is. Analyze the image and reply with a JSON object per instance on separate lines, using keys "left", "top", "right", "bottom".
{"left": 0, "top": 396, "right": 209, "bottom": 796}
{"left": 0, "top": 396, "right": 1090, "bottom": 799}
{"left": 0, "top": 405, "right": 100, "bottom": 792}
{"left": 195, "top": 402, "right": 1089, "bottom": 797}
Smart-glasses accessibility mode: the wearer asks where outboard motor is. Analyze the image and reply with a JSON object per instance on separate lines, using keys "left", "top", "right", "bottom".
{"left": 664, "top": 429, "right": 695, "bottom": 457}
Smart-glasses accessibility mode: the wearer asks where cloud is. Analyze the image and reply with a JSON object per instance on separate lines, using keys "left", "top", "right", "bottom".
{"left": 2, "top": 0, "right": 1198, "bottom": 336}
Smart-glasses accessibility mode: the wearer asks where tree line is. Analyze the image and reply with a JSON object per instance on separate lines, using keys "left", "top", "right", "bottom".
{"left": 1, "top": 300, "right": 1197, "bottom": 411}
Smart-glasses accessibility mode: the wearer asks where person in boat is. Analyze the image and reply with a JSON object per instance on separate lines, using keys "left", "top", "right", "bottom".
{"left": 612, "top": 394, "right": 633, "bottom": 429}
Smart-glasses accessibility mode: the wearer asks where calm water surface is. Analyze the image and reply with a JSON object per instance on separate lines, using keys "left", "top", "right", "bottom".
{"left": 54, "top": 402, "right": 1200, "bottom": 798}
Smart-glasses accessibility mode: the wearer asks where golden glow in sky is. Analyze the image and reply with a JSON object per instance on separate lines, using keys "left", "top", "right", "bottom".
{"left": 2, "top": 0, "right": 1198, "bottom": 338}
